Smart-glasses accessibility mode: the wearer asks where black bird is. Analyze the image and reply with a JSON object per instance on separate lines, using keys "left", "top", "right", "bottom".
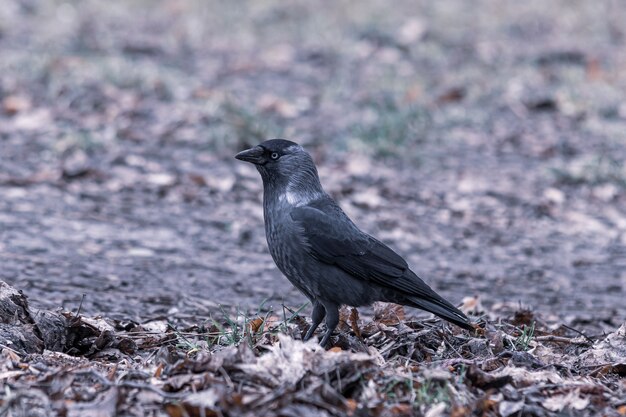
{"left": 236, "top": 139, "right": 473, "bottom": 347}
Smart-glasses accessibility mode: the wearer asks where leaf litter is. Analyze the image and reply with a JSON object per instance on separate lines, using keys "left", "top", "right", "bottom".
{"left": 1, "top": 282, "right": 625, "bottom": 417}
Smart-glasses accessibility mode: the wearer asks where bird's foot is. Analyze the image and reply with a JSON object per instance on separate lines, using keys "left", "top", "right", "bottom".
{"left": 319, "top": 332, "right": 335, "bottom": 349}
{"left": 303, "top": 327, "right": 316, "bottom": 342}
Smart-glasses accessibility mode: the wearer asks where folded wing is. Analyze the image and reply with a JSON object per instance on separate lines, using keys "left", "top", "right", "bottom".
{"left": 290, "top": 204, "right": 472, "bottom": 330}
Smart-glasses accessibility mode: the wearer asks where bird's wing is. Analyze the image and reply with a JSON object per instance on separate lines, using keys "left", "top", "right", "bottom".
{"left": 290, "top": 204, "right": 472, "bottom": 330}
{"left": 290, "top": 205, "right": 434, "bottom": 298}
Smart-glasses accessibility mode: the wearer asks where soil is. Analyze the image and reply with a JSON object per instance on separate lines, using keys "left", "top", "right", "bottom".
{"left": 2, "top": 1, "right": 626, "bottom": 416}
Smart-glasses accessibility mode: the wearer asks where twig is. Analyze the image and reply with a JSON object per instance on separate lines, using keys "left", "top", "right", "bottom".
{"left": 0, "top": 389, "right": 52, "bottom": 417}
{"left": 562, "top": 324, "right": 594, "bottom": 343}
{"left": 535, "top": 335, "right": 590, "bottom": 345}
{"left": 73, "top": 369, "right": 185, "bottom": 400}
{"left": 0, "top": 344, "right": 22, "bottom": 356}
{"left": 75, "top": 294, "right": 86, "bottom": 317}
{"left": 219, "top": 366, "right": 235, "bottom": 390}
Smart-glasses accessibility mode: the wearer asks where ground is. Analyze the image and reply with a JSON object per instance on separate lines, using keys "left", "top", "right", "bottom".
{"left": 0, "top": 1, "right": 625, "bottom": 416}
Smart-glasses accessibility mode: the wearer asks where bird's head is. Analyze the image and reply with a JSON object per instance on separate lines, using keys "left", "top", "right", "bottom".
{"left": 235, "top": 139, "right": 323, "bottom": 198}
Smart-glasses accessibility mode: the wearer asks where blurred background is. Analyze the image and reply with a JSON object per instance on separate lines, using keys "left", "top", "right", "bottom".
{"left": 1, "top": 0, "right": 625, "bottom": 332}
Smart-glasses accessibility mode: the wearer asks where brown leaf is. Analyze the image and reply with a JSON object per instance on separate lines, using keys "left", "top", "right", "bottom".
{"left": 247, "top": 317, "right": 264, "bottom": 334}
{"left": 586, "top": 58, "right": 603, "bottom": 80}
{"left": 167, "top": 403, "right": 220, "bottom": 417}
{"left": 542, "top": 389, "right": 589, "bottom": 412}
{"left": 351, "top": 187, "right": 383, "bottom": 209}
{"left": 5, "top": 349, "right": 22, "bottom": 362}
{"left": 107, "top": 364, "right": 117, "bottom": 381}
{"left": 2, "top": 95, "right": 31, "bottom": 115}
{"left": 262, "top": 315, "right": 282, "bottom": 332}
{"left": 187, "top": 173, "right": 207, "bottom": 187}
{"left": 345, "top": 398, "right": 358, "bottom": 415}
{"left": 466, "top": 365, "right": 513, "bottom": 390}
{"left": 511, "top": 309, "right": 534, "bottom": 327}
{"left": 338, "top": 306, "right": 352, "bottom": 331}
{"left": 435, "top": 87, "right": 465, "bottom": 105}
{"left": 459, "top": 295, "right": 484, "bottom": 315}
{"left": 349, "top": 308, "right": 362, "bottom": 339}
{"left": 154, "top": 363, "right": 164, "bottom": 378}
{"left": 475, "top": 395, "right": 499, "bottom": 414}
{"left": 373, "top": 302, "right": 405, "bottom": 325}
{"left": 390, "top": 403, "right": 413, "bottom": 415}
{"left": 257, "top": 94, "right": 299, "bottom": 118}
{"left": 164, "top": 404, "right": 186, "bottom": 417}
{"left": 450, "top": 406, "right": 471, "bottom": 417}
{"left": 67, "top": 386, "right": 118, "bottom": 417}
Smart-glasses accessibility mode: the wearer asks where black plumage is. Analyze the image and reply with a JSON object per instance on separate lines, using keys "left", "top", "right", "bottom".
{"left": 236, "top": 139, "right": 473, "bottom": 347}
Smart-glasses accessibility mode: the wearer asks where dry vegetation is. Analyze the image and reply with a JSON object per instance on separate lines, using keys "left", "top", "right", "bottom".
{"left": 2, "top": 281, "right": 626, "bottom": 416}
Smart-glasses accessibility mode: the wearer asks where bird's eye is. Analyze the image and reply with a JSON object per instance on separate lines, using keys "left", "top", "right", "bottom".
{"left": 270, "top": 152, "right": 280, "bottom": 160}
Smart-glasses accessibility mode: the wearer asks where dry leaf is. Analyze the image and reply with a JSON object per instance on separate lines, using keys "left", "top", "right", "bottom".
{"left": 2, "top": 95, "right": 31, "bottom": 115}
{"left": 345, "top": 398, "right": 358, "bottom": 415}
{"left": 499, "top": 400, "right": 525, "bottom": 417}
{"left": 338, "top": 306, "right": 352, "bottom": 331}
{"left": 349, "top": 308, "right": 362, "bottom": 339}
{"left": 459, "top": 295, "right": 484, "bottom": 314}
{"left": 450, "top": 406, "right": 471, "bottom": 417}
{"left": 351, "top": 187, "right": 383, "bottom": 208}
{"left": 397, "top": 19, "right": 426, "bottom": 44}
{"left": 374, "top": 302, "right": 405, "bottom": 325}
{"left": 542, "top": 390, "right": 589, "bottom": 412}
{"left": 390, "top": 403, "right": 413, "bottom": 415}
{"left": 424, "top": 402, "right": 447, "bottom": 417}
{"left": 247, "top": 317, "right": 264, "bottom": 334}
{"left": 154, "top": 363, "right": 164, "bottom": 378}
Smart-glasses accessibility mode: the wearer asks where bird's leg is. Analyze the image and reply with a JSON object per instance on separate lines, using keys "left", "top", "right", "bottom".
{"left": 319, "top": 303, "right": 339, "bottom": 348}
{"left": 303, "top": 301, "right": 326, "bottom": 341}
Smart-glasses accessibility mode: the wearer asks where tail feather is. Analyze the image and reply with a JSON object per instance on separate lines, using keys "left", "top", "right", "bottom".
{"left": 406, "top": 296, "right": 474, "bottom": 331}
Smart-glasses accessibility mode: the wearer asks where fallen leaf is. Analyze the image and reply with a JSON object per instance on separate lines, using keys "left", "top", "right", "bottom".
{"left": 374, "top": 302, "right": 405, "bottom": 325}
{"left": 349, "top": 308, "right": 362, "bottom": 339}
{"left": 435, "top": 87, "right": 465, "bottom": 105}
{"left": 351, "top": 187, "right": 383, "bottom": 209}
{"left": 459, "top": 295, "right": 484, "bottom": 315}
{"left": 425, "top": 402, "right": 447, "bottom": 417}
{"left": 345, "top": 398, "right": 358, "bottom": 415}
{"left": 154, "top": 363, "right": 164, "bottom": 378}
{"left": 397, "top": 18, "right": 426, "bottom": 44}
{"left": 499, "top": 400, "right": 525, "bottom": 417}
{"left": 205, "top": 174, "right": 236, "bottom": 193}
{"left": 2, "top": 95, "right": 31, "bottom": 115}
{"left": 450, "top": 406, "right": 471, "bottom": 417}
{"left": 390, "top": 403, "right": 413, "bottom": 415}
{"left": 146, "top": 173, "right": 176, "bottom": 187}
{"left": 67, "top": 386, "right": 118, "bottom": 417}
{"left": 542, "top": 389, "right": 589, "bottom": 412}
{"left": 247, "top": 317, "right": 264, "bottom": 334}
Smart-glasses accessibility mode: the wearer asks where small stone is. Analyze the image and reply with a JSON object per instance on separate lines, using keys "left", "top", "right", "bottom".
{"left": 146, "top": 173, "right": 176, "bottom": 187}
{"left": 127, "top": 247, "right": 155, "bottom": 257}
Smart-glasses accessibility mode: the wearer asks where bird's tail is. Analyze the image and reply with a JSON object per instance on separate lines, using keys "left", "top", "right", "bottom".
{"left": 406, "top": 296, "right": 474, "bottom": 331}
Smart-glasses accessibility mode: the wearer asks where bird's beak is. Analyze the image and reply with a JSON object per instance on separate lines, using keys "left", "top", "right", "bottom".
{"left": 235, "top": 145, "right": 265, "bottom": 165}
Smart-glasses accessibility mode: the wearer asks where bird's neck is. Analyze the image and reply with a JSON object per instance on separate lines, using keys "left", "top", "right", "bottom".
{"left": 263, "top": 170, "right": 325, "bottom": 208}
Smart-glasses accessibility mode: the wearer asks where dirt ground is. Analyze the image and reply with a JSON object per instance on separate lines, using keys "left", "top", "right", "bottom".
{"left": 2, "top": 0, "right": 625, "bottom": 332}
{"left": 1, "top": 1, "right": 626, "bottom": 416}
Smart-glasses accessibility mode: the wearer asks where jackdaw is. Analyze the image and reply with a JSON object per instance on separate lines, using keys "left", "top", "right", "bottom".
{"left": 236, "top": 139, "right": 473, "bottom": 347}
